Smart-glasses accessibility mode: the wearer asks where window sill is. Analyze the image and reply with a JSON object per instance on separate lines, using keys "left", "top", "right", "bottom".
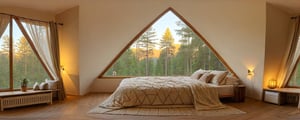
{"left": 99, "top": 76, "right": 133, "bottom": 79}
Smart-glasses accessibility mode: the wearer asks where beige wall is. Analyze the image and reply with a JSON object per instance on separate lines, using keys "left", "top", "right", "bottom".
{"left": 0, "top": 0, "right": 268, "bottom": 100}
{"left": 80, "top": 0, "right": 267, "bottom": 99}
{"left": 0, "top": 7, "right": 55, "bottom": 21}
{"left": 56, "top": 6, "right": 80, "bottom": 95}
{"left": 264, "top": 4, "right": 291, "bottom": 88}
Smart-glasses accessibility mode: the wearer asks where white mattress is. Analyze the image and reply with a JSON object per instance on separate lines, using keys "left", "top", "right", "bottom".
{"left": 207, "top": 84, "right": 234, "bottom": 97}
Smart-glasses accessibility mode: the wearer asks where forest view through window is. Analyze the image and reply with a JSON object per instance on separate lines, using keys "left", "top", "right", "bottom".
{"left": 104, "top": 11, "right": 227, "bottom": 77}
{"left": 0, "top": 19, "right": 49, "bottom": 90}
{"left": 288, "top": 62, "right": 300, "bottom": 87}
{"left": 287, "top": 36, "right": 300, "bottom": 87}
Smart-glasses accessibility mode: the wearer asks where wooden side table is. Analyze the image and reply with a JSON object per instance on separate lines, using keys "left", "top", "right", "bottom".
{"left": 263, "top": 88, "right": 300, "bottom": 108}
{"left": 233, "top": 85, "right": 245, "bottom": 102}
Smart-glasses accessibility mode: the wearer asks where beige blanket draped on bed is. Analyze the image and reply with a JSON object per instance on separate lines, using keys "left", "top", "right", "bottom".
{"left": 190, "top": 82, "right": 225, "bottom": 110}
{"left": 99, "top": 76, "right": 225, "bottom": 111}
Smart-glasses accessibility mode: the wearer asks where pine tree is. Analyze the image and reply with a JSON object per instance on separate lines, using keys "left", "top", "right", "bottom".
{"left": 135, "top": 27, "right": 157, "bottom": 76}
{"left": 0, "top": 35, "right": 10, "bottom": 88}
{"left": 0, "top": 35, "right": 10, "bottom": 55}
{"left": 159, "top": 27, "right": 175, "bottom": 75}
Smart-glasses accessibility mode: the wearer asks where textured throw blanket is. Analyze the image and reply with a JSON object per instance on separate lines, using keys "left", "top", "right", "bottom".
{"left": 99, "top": 76, "right": 225, "bottom": 111}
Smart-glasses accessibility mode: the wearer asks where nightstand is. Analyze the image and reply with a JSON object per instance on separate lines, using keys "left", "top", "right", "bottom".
{"left": 233, "top": 85, "right": 245, "bottom": 102}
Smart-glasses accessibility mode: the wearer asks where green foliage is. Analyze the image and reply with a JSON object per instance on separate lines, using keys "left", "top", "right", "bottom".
{"left": 288, "top": 63, "right": 300, "bottom": 86}
{"left": 0, "top": 32, "right": 50, "bottom": 89}
{"left": 21, "top": 78, "right": 29, "bottom": 87}
{"left": 104, "top": 20, "right": 228, "bottom": 77}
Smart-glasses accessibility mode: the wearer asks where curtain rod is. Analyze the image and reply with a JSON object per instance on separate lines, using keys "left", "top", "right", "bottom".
{"left": 0, "top": 13, "right": 63, "bottom": 26}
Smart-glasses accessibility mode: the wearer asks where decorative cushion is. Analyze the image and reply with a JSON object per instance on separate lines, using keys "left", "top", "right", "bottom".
{"left": 190, "top": 69, "right": 209, "bottom": 80}
{"left": 224, "top": 76, "right": 240, "bottom": 85}
{"left": 198, "top": 73, "right": 215, "bottom": 83}
{"left": 39, "top": 82, "right": 48, "bottom": 90}
{"left": 33, "top": 82, "right": 40, "bottom": 90}
{"left": 45, "top": 79, "right": 58, "bottom": 90}
{"left": 210, "top": 71, "right": 228, "bottom": 85}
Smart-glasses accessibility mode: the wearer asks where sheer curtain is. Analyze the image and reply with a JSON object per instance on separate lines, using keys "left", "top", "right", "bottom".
{"left": 0, "top": 14, "right": 10, "bottom": 37}
{"left": 14, "top": 17, "right": 65, "bottom": 100}
{"left": 277, "top": 16, "right": 300, "bottom": 88}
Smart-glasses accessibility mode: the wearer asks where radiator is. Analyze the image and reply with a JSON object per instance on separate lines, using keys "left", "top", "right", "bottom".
{"left": 286, "top": 93, "right": 299, "bottom": 104}
{"left": 0, "top": 92, "right": 52, "bottom": 111}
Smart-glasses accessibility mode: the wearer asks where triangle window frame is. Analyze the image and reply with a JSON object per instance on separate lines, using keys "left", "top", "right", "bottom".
{"left": 98, "top": 7, "right": 238, "bottom": 78}
{"left": 0, "top": 16, "right": 52, "bottom": 90}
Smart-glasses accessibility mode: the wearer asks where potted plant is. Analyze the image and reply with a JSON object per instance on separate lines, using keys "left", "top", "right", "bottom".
{"left": 21, "top": 78, "right": 29, "bottom": 92}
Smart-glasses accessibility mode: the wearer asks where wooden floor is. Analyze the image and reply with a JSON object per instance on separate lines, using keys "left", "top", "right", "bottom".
{"left": 0, "top": 93, "right": 300, "bottom": 120}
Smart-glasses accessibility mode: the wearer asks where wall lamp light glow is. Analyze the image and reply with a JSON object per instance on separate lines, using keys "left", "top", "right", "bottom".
{"left": 248, "top": 69, "right": 254, "bottom": 76}
{"left": 60, "top": 65, "right": 65, "bottom": 71}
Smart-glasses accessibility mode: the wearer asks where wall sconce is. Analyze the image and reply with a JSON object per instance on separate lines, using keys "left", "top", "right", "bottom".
{"left": 248, "top": 69, "right": 254, "bottom": 76}
{"left": 268, "top": 79, "right": 277, "bottom": 89}
{"left": 60, "top": 65, "right": 65, "bottom": 71}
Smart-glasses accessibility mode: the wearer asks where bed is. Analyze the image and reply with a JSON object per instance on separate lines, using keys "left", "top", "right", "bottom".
{"left": 99, "top": 70, "right": 241, "bottom": 111}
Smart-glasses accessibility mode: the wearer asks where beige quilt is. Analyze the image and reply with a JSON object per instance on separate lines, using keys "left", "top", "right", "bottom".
{"left": 99, "top": 76, "right": 225, "bottom": 110}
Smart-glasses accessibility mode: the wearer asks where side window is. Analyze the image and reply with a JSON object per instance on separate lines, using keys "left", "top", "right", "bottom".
{"left": 288, "top": 59, "right": 300, "bottom": 87}
{"left": 0, "top": 18, "right": 50, "bottom": 90}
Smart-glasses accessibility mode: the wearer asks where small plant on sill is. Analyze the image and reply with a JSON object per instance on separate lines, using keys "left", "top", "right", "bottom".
{"left": 21, "top": 78, "right": 29, "bottom": 92}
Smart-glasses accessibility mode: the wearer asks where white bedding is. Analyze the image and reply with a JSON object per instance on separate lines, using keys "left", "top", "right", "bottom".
{"left": 100, "top": 76, "right": 226, "bottom": 110}
{"left": 207, "top": 84, "right": 234, "bottom": 97}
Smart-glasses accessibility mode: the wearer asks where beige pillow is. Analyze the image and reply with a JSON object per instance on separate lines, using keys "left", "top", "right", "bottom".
{"left": 199, "top": 73, "right": 215, "bottom": 83}
{"left": 210, "top": 71, "right": 228, "bottom": 85}
{"left": 39, "top": 82, "right": 48, "bottom": 90}
{"left": 45, "top": 79, "right": 58, "bottom": 90}
{"left": 224, "top": 76, "right": 240, "bottom": 85}
{"left": 190, "top": 69, "right": 207, "bottom": 80}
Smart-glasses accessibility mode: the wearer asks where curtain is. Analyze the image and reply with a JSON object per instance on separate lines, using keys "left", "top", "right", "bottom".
{"left": 14, "top": 17, "right": 65, "bottom": 100}
{"left": 0, "top": 14, "right": 10, "bottom": 37}
{"left": 49, "top": 22, "right": 66, "bottom": 100}
{"left": 15, "top": 18, "right": 57, "bottom": 79}
{"left": 277, "top": 16, "right": 300, "bottom": 88}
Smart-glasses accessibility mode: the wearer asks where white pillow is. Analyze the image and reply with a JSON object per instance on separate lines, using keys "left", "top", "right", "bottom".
{"left": 198, "top": 73, "right": 215, "bottom": 83}
{"left": 45, "top": 79, "right": 58, "bottom": 90}
{"left": 33, "top": 82, "right": 40, "bottom": 90}
{"left": 210, "top": 71, "right": 228, "bottom": 85}
{"left": 39, "top": 82, "right": 48, "bottom": 90}
{"left": 190, "top": 69, "right": 208, "bottom": 80}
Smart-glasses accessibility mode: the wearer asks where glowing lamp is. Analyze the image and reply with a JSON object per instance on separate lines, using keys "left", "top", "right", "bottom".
{"left": 60, "top": 65, "right": 65, "bottom": 71}
{"left": 248, "top": 69, "right": 254, "bottom": 76}
{"left": 268, "top": 79, "right": 277, "bottom": 89}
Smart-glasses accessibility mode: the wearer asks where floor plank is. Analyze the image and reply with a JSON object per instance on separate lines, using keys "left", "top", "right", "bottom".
{"left": 0, "top": 93, "right": 299, "bottom": 120}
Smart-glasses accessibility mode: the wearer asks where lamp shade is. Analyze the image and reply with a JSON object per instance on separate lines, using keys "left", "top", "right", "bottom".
{"left": 268, "top": 79, "right": 277, "bottom": 89}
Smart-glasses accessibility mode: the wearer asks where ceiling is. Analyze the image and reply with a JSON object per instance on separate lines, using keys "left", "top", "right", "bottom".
{"left": 267, "top": 0, "right": 300, "bottom": 15}
{"left": 0, "top": 0, "right": 299, "bottom": 15}
{"left": 0, "top": 0, "right": 80, "bottom": 14}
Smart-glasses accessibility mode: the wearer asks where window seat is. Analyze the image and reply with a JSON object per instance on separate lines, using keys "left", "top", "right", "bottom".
{"left": 0, "top": 90, "right": 53, "bottom": 111}
{"left": 263, "top": 88, "right": 300, "bottom": 108}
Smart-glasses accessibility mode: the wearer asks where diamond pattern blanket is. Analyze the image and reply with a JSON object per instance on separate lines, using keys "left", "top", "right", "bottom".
{"left": 99, "top": 76, "right": 225, "bottom": 110}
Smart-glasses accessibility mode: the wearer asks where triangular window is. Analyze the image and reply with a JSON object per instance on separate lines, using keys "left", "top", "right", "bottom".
{"left": 0, "top": 18, "right": 49, "bottom": 90}
{"left": 101, "top": 8, "right": 234, "bottom": 77}
{"left": 288, "top": 58, "right": 300, "bottom": 87}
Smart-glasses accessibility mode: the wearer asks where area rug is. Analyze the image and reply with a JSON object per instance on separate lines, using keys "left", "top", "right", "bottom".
{"left": 288, "top": 109, "right": 300, "bottom": 115}
{"left": 88, "top": 105, "right": 246, "bottom": 116}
